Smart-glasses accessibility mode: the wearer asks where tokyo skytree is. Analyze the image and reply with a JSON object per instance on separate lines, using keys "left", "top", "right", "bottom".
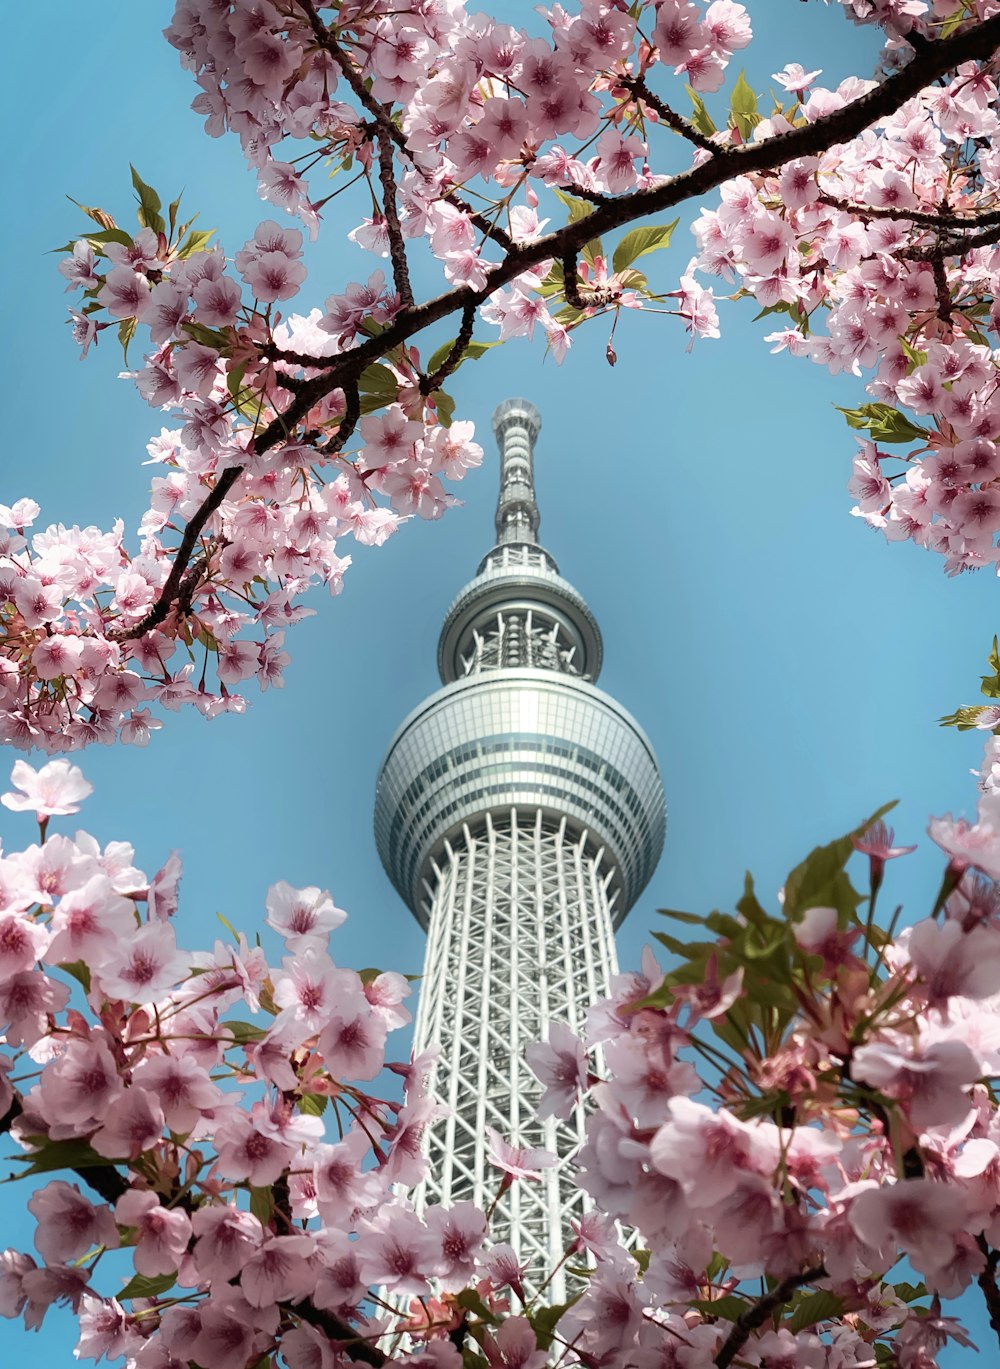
{"left": 373, "top": 399, "right": 665, "bottom": 1296}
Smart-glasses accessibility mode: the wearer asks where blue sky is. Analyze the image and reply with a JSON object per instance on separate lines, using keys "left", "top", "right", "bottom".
{"left": 1, "top": 2, "right": 996, "bottom": 1362}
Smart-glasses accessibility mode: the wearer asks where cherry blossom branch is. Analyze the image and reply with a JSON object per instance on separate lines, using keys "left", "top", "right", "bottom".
{"left": 901, "top": 220, "right": 1000, "bottom": 259}
{"left": 377, "top": 136, "right": 415, "bottom": 309}
{"left": 318, "top": 382, "right": 360, "bottom": 456}
{"left": 118, "top": 14, "right": 1000, "bottom": 645}
{"left": 713, "top": 1265, "right": 827, "bottom": 1369}
{"left": 620, "top": 73, "right": 718, "bottom": 155}
{"left": 819, "top": 194, "right": 1000, "bottom": 228}
{"left": 113, "top": 465, "right": 243, "bottom": 641}
{"left": 296, "top": 0, "right": 407, "bottom": 154}
{"left": 294, "top": 1301, "right": 388, "bottom": 1366}
{"left": 561, "top": 249, "right": 617, "bottom": 309}
{"left": 420, "top": 301, "right": 476, "bottom": 394}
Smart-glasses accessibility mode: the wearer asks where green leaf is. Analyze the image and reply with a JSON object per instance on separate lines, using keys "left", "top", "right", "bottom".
{"left": 530, "top": 1297, "right": 579, "bottom": 1350}
{"left": 425, "top": 338, "right": 498, "bottom": 377}
{"left": 551, "top": 187, "right": 594, "bottom": 225}
{"left": 176, "top": 228, "right": 215, "bottom": 259}
{"left": 454, "top": 1289, "right": 502, "bottom": 1326}
{"left": 225, "top": 1020, "right": 268, "bottom": 1044}
{"left": 118, "top": 317, "right": 137, "bottom": 366}
{"left": 833, "top": 403, "right": 930, "bottom": 445}
{"left": 58, "top": 960, "right": 91, "bottom": 992}
{"left": 787, "top": 1290, "right": 845, "bottom": 1333}
{"left": 690, "top": 1295, "right": 752, "bottom": 1322}
{"left": 358, "top": 362, "right": 399, "bottom": 414}
{"left": 183, "top": 321, "right": 229, "bottom": 350}
{"left": 298, "top": 1092, "right": 328, "bottom": 1117}
{"left": 130, "top": 165, "right": 166, "bottom": 237}
{"left": 167, "top": 193, "right": 183, "bottom": 238}
{"left": 612, "top": 221, "right": 679, "bottom": 274}
{"left": 729, "top": 70, "right": 760, "bottom": 140}
{"left": 783, "top": 803, "right": 895, "bottom": 924}
{"left": 66, "top": 196, "right": 119, "bottom": 231}
{"left": 892, "top": 1281, "right": 928, "bottom": 1304}
{"left": 580, "top": 238, "right": 604, "bottom": 272}
{"left": 656, "top": 907, "right": 707, "bottom": 926}
{"left": 435, "top": 390, "right": 456, "bottom": 428}
{"left": 939, "top": 705, "right": 994, "bottom": 731}
{"left": 227, "top": 361, "right": 248, "bottom": 402}
{"left": 51, "top": 226, "right": 135, "bottom": 256}
{"left": 250, "top": 1186, "right": 274, "bottom": 1226}
{"left": 899, "top": 337, "right": 927, "bottom": 368}
{"left": 7, "top": 1137, "right": 109, "bottom": 1181}
{"left": 118, "top": 1270, "right": 177, "bottom": 1302}
{"left": 686, "top": 86, "right": 717, "bottom": 137}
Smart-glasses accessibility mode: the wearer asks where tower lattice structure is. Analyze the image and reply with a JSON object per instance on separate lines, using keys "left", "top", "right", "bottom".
{"left": 374, "top": 400, "right": 665, "bottom": 1298}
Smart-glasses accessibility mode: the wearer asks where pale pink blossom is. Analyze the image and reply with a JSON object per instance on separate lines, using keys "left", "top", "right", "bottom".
{"left": 2, "top": 760, "right": 93, "bottom": 819}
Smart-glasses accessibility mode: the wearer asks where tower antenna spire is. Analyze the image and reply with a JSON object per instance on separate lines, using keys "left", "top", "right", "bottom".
{"left": 492, "top": 397, "right": 542, "bottom": 547}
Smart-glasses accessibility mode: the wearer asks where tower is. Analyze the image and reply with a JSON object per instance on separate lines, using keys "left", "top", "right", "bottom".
{"left": 374, "top": 400, "right": 665, "bottom": 1295}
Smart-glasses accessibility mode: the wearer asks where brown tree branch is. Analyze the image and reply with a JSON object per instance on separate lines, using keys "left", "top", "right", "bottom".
{"left": 112, "top": 465, "right": 244, "bottom": 642}
{"left": 561, "top": 249, "right": 618, "bottom": 309}
{"left": 419, "top": 302, "right": 476, "bottom": 394}
{"left": 713, "top": 1265, "right": 827, "bottom": 1369}
{"left": 318, "top": 383, "right": 361, "bottom": 457}
{"left": 819, "top": 193, "right": 1000, "bottom": 228}
{"left": 975, "top": 1236, "right": 1000, "bottom": 1353}
{"left": 119, "top": 15, "right": 1000, "bottom": 645}
{"left": 377, "top": 136, "right": 415, "bottom": 308}
{"left": 901, "top": 220, "right": 1000, "bottom": 259}
{"left": 620, "top": 73, "right": 718, "bottom": 155}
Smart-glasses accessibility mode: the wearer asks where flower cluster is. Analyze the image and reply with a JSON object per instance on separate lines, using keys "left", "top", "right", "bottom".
{"left": 2, "top": 749, "right": 1000, "bottom": 1366}
{"left": 3, "top": 2, "right": 994, "bottom": 754}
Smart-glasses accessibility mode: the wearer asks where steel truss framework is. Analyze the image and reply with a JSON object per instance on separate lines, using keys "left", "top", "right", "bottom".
{"left": 411, "top": 808, "right": 619, "bottom": 1302}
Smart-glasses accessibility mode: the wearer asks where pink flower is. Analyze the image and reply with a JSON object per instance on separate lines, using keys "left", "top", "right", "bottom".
{"left": 485, "top": 1127, "right": 556, "bottom": 1181}
{"left": 240, "top": 1234, "right": 315, "bottom": 1307}
{"left": 91, "top": 1086, "right": 166, "bottom": 1159}
{"left": 191, "top": 1206, "right": 264, "bottom": 1283}
{"left": 772, "top": 63, "right": 822, "bottom": 95}
{"left": 649, "top": 1097, "right": 771, "bottom": 1206}
{"left": 97, "top": 922, "right": 189, "bottom": 1003}
{"left": 131, "top": 1052, "right": 223, "bottom": 1133}
{"left": 852, "top": 1037, "right": 981, "bottom": 1130}
{"left": 317, "top": 984, "right": 388, "bottom": 1081}
{"left": 213, "top": 1109, "right": 295, "bottom": 1187}
{"left": 484, "top": 1317, "right": 548, "bottom": 1369}
{"left": 928, "top": 815, "right": 1000, "bottom": 879}
{"left": 357, "top": 1208, "right": 437, "bottom": 1296}
{"left": 425, "top": 1201, "right": 487, "bottom": 1291}
{"left": 848, "top": 1179, "right": 968, "bottom": 1275}
{"left": 45, "top": 874, "right": 135, "bottom": 967}
{"left": 2, "top": 760, "right": 93, "bottom": 819}
{"left": 97, "top": 266, "right": 152, "bottom": 320}
{"left": 525, "top": 1023, "right": 588, "bottom": 1120}
{"left": 27, "top": 1181, "right": 118, "bottom": 1263}
{"left": 0, "top": 912, "right": 49, "bottom": 982}
{"left": 264, "top": 881, "right": 346, "bottom": 950}
{"left": 115, "top": 1190, "right": 192, "bottom": 1276}
{"left": 38, "top": 1037, "right": 122, "bottom": 1129}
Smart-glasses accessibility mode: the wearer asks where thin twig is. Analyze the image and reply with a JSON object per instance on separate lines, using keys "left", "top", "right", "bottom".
{"left": 420, "top": 302, "right": 476, "bottom": 393}
{"left": 901, "top": 220, "right": 1000, "bottom": 259}
{"left": 713, "top": 1265, "right": 827, "bottom": 1369}
{"left": 819, "top": 193, "right": 1000, "bottom": 228}
{"left": 319, "top": 383, "right": 361, "bottom": 456}
{"left": 114, "top": 466, "right": 243, "bottom": 641}
{"left": 620, "top": 73, "right": 718, "bottom": 155}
